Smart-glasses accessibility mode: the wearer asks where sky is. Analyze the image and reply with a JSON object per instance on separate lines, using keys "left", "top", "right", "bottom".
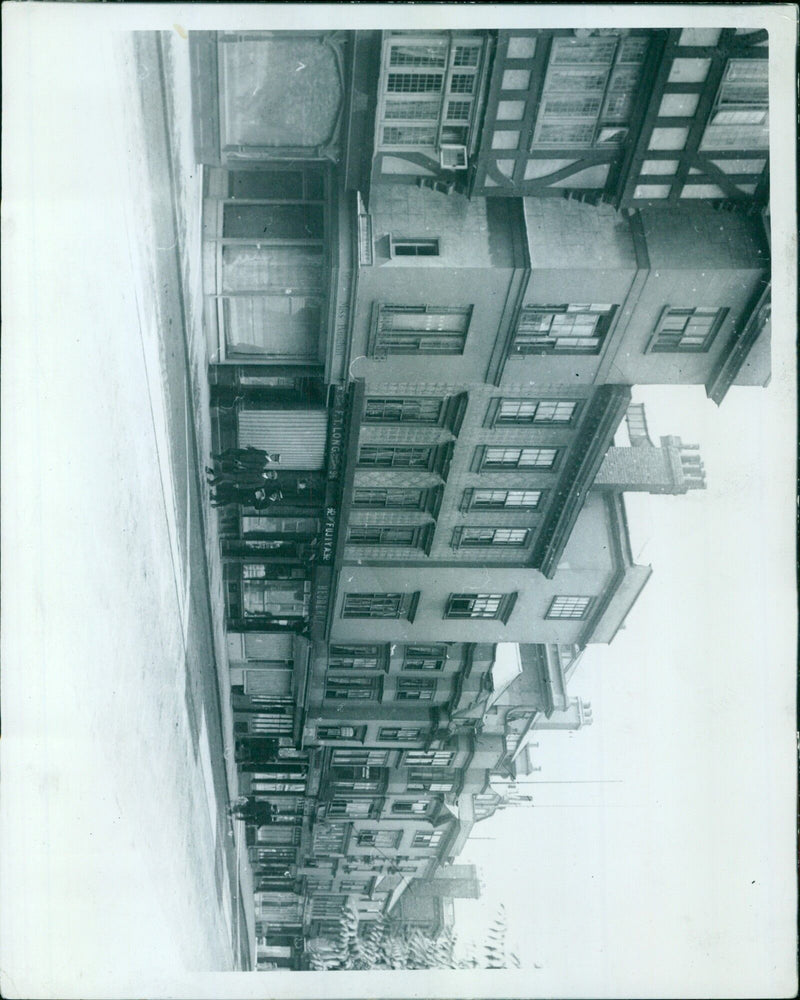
{"left": 2, "top": 4, "right": 796, "bottom": 1000}
{"left": 455, "top": 380, "right": 797, "bottom": 995}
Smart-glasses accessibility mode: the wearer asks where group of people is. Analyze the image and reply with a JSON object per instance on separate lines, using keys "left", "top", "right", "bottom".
{"left": 227, "top": 795, "right": 280, "bottom": 825}
{"left": 206, "top": 447, "right": 284, "bottom": 508}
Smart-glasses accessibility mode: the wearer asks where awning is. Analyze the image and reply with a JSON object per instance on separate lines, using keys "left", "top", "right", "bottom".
{"left": 487, "top": 643, "right": 522, "bottom": 708}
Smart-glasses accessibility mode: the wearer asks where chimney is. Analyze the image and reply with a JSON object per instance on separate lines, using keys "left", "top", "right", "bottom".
{"left": 594, "top": 426, "right": 707, "bottom": 494}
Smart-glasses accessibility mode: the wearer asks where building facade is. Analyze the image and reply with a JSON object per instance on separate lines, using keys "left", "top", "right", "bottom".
{"left": 183, "top": 25, "right": 771, "bottom": 968}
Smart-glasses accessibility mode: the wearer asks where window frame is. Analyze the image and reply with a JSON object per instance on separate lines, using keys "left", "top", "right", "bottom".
{"left": 403, "top": 749, "right": 455, "bottom": 767}
{"left": 511, "top": 305, "right": 616, "bottom": 356}
{"left": 531, "top": 34, "right": 650, "bottom": 149}
{"left": 377, "top": 35, "right": 486, "bottom": 153}
{"left": 324, "top": 675, "right": 383, "bottom": 702}
{"left": 444, "top": 592, "right": 518, "bottom": 622}
{"left": 356, "top": 829, "right": 402, "bottom": 849}
{"left": 378, "top": 726, "right": 426, "bottom": 743}
{"left": 545, "top": 595, "right": 594, "bottom": 620}
{"left": 390, "top": 798, "right": 433, "bottom": 816}
{"left": 646, "top": 306, "right": 727, "bottom": 354}
{"left": 357, "top": 444, "right": 436, "bottom": 470}
{"left": 411, "top": 829, "right": 445, "bottom": 848}
{"left": 407, "top": 768, "right": 457, "bottom": 793}
{"left": 477, "top": 445, "right": 559, "bottom": 471}
{"left": 486, "top": 397, "right": 580, "bottom": 427}
{"left": 342, "top": 592, "right": 420, "bottom": 621}
{"left": 331, "top": 749, "right": 391, "bottom": 767}
{"left": 363, "top": 396, "right": 445, "bottom": 425}
{"left": 346, "top": 524, "right": 433, "bottom": 552}
{"left": 327, "top": 798, "right": 381, "bottom": 819}
{"left": 401, "top": 644, "right": 449, "bottom": 671}
{"left": 352, "top": 486, "right": 428, "bottom": 510}
{"left": 371, "top": 304, "right": 473, "bottom": 357}
{"left": 317, "top": 725, "right": 367, "bottom": 743}
{"left": 396, "top": 677, "right": 438, "bottom": 701}
{"left": 463, "top": 487, "right": 544, "bottom": 511}
{"left": 453, "top": 525, "right": 531, "bottom": 548}
{"left": 389, "top": 236, "right": 441, "bottom": 258}
{"left": 215, "top": 165, "right": 329, "bottom": 364}
{"left": 328, "top": 644, "right": 389, "bottom": 672}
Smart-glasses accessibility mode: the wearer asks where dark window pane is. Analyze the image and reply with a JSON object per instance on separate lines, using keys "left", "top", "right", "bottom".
{"left": 223, "top": 204, "right": 324, "bottom": 239}
{"left": 228, "top": 170, "right": 304, "bottom": 200}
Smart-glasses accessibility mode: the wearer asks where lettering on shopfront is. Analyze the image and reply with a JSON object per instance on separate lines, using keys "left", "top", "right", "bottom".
{"left": 321, "top": 506, "right": 337, "bottom": 564}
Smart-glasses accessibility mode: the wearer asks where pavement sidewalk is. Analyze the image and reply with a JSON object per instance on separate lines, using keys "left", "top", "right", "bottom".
{"left": 123, "top": 30, "right": 256, "bottom": 969}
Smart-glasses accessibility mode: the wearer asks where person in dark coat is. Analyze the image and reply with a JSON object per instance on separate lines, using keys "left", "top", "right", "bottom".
{"left": 207, "top": 467, "right": 277, "bottom": 490}
{"left": 211, "top": 447, "right": 280, "bottom": 470}
{"left": 228, "top": 797, "right": 279, "bottom": 825}
{"left": 210, "top": 485, "right": 270, "bottom": 508}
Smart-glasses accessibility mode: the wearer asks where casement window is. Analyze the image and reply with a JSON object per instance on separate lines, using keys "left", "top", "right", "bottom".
{"left": 357, "top": 830, "right": 402, "bottom": 848}
{"left": 648, "top": 306, "right": 726, "bottom": 353}
{"left": 546, "top": 595, "right": 593, "bottom": 620}
{"left": 311, "top": 895, "right": 348, "bottom": 919}
{"left": 402, "top": 645, "right": 448, "bottom": 671}
{"left": 250, "top": 847, "right": 298, "bottom": 866}
{"left": 240, "top": 569, "right": 310, "bottom": 618}
{"left": 331, "top": 749, "right": 391, "bottom": 767}
{"left": 532, "top": 35, "right": 649, "bottom": 148}
{"left": 235, "top": 713, "right": 293, "bottom": 736}
{"left": 358, "top": 445, "right": 434, "bottom": 469}
{"left": 492, "top": 398, "right": 578, "bottom": 425}
{"left": 373, "top": 305, "right": 472, "bottom": 356}
{"left": 512, "top": 305, "right": 615, "bottom": 355}
{"left": 387, "top": 73, "right": 444, "bottom": 94}
{"left": 342, "top": 592, "right": 419, "bottom": 620}
{"left": 379, "top": 37, "right": 484, "bottom": 154}
{"left": 466, "top": 488, "right": 543, "bottom": 511}
{"left": 412, "top": 829, "right": 444, "bottom": 848}
{"left": 379, "top": 727, "right": 425, "bottom": 742}
{"left": 255, "top": 825, "right": 301, "bottom": 846}
{"left": 324, "top": 676, "right": 381, "bottom": 701}
{"left": 241, "top": 516, "right": 319, "bottom": 536}
{"left": 313, "top": 823, "right": 349, "bottom": 855}
{"left": 480, "top": 447, "right": 557, "bottom": 470}
{"left": 317, "top": 726, "right": 367, "bottom": 742}
{"left": 391, "top": 799, "right": 431, "bottom": 815}
{"left": 407, "top": 769, "right": 456, "bottom": 792}
{"left": 347, "top": 525, "right": 430, "bottom": 549}
{"left": 404, "top": 750, "right": 455, "bottom": 767}
{"left": 328, "top": 799, "right": 375, "bottom": 818}
{"left": 702, "top": 59, "right": 768, "bottom": 150}
{"left": 356, "top": 900, "right": 385, "bottom": 916}
{"left": 249, "top": 780, "right": 306, "bottom": 794}
{"left": 445, "top": 592, "right": 517, "bottom": 621}
{"left": 328, "top": 767, "right": 385, "bottom": 794}
{"left": 364, "top": 397, "right": 444, "bottom": 424}
{"left": 396, "top": 678, "right": 437, "bottom": 701}
{"left": 389, "top": 237, "right": 440, "bottom": 258}
{"left": 456, "top": 526, "right": 530, "bottom": 548}
{"left": 339, "top": 878, "right": 375, "bottom": 894}
{"left": 353, "top": 487, "right": 426, "bottom": 510}
{"left": 329, "top": 645, "right": 386, "bottom": 671}
{"left": 216, "top": 167, "right": 327, "bottom": 362}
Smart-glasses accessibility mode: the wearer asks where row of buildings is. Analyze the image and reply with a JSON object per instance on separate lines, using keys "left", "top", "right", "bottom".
{"left": 181, "top": 25, "right": 770, "bottom": 968}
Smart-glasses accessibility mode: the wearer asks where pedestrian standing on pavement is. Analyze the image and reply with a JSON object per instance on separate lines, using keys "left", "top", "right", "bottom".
{"left": 228, "top": 797, "right": 279, "bottom": 825}
{"left": 210, "top": 484, "right": 269, "bottom": 508}
{"left": 211, "top": 447, "right": 280, "bottom": 470}
{"left": 206, "top": 467, "right": 276, "bottom": 491}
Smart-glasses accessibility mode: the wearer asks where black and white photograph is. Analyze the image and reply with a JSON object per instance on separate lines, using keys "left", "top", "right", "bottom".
{"left": 2, "top": 4, "right": 797, "bottom": 998}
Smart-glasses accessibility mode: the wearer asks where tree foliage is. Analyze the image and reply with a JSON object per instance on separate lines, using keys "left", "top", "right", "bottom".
{"left": 307, "top": 903, "right": 521, "bottom": 970}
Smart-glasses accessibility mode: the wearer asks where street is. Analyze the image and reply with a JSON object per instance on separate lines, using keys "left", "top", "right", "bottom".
{"left": 2, "top": 26, "right": 250, "bottom": 990}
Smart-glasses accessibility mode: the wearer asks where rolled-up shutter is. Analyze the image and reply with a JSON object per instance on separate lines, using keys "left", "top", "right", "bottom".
{"left": 238, "top": 408, "right": 328, "bottom": 470}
